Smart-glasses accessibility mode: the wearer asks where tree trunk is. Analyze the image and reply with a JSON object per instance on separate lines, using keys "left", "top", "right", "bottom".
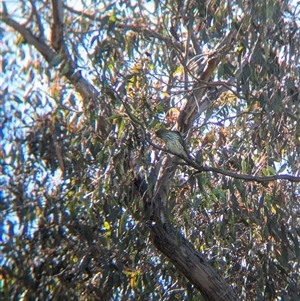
{"left": 150, "top": 221, "right": 238, "bottom": 301}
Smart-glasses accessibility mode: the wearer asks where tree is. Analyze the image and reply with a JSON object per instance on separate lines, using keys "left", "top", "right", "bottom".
{"left": 1, "top": 0, "right": 299, "bottom": 300}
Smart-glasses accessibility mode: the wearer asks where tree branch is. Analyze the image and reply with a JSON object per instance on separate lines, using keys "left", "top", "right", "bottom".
{"left": 51, "top": 0, "right": 64, "bottom": 51}
{"left": 146, "top": 139, "right": 300, "bottom": 183}
{"left": 201, "top": 166, "right": 300, "bottom": 183}
{"left": 29, "top": 0, "right": 45, "bottom": 37}
{"left": 177, "top": 31, "right": 237, "bottom": 132}
{"left": 63, "top": 4, "right": 186, "bottom": 52}
{"left": 115, "top": 90, "right": 300, "bottom": 184}
{"left": 150, "top": 221, "right": 238, "bottom": 301}
{"left": 1, "top": 13, "right": 99, "bottom": 104}
{"left": 1, "top": 13, "right": 56, "bottom": 62}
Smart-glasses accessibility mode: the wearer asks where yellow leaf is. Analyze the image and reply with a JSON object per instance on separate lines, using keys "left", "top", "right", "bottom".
{"left": 161, "top": 91, "right": 170, "bottom": 98}
{"left": 173, "top": 65, "right": 183, "bottom": 76}
{"left": 103, "top": 221, "right": 110, "bottom": 231}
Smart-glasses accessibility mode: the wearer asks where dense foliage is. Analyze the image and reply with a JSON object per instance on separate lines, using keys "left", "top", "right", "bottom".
{"left": 1, "top": 0, "right": 299, "bottom": 300}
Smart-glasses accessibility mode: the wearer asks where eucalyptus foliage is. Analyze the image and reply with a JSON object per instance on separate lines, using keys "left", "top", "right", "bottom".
{"left": 1, "top": 1, "right": 299, "bottom": 300}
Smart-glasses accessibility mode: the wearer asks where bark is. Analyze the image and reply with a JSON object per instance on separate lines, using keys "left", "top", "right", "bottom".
{"left": 150, "top": 221, "right": 237, "bottom": 301}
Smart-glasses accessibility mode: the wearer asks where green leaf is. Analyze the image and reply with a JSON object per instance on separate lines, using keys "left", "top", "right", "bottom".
{"left": 117, "top": 118, "right": 125, "bottom": 138}
{"left": 49, "top": 53, "right": 65, "bottom": 67}
{"left": 60, "top": 62, "right": 70, "bottom": 76}
{"left": 262, "top": 166, "right": 276, "bottom": 176}
{"left": 118, "top": 211, "right": 127, "bottom": 237}
{"left": 218, "top": 64, "right": 224, "bottom": 78}
{"left": 241, "top": 160, "right": 247, "bottom": 173}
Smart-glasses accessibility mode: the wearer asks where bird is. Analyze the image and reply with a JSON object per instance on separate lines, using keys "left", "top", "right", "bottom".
{"left": 155, "top": 129, "right": 190, "bottom": 160}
